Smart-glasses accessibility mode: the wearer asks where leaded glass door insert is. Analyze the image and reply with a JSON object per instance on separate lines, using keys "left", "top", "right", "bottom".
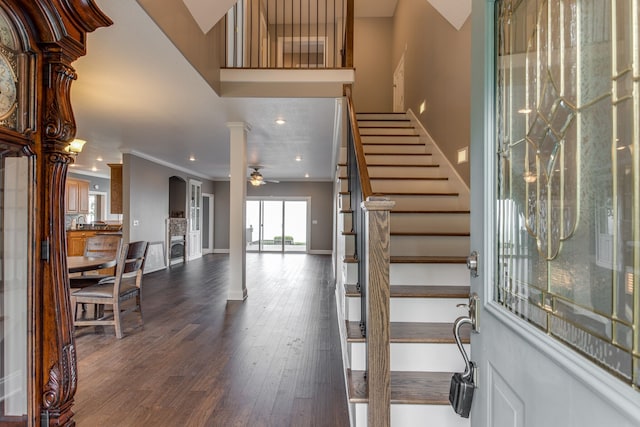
{"left": 496, "top": 0, "right": 640, "bottom": 386}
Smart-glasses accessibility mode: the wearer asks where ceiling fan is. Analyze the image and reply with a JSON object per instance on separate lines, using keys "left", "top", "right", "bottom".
{"left": 248, "top": 166, "right": 279, "bottom": 186}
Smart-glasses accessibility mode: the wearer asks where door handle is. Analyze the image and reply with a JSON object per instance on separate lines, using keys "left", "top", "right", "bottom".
{"left": 467, "top": 251, "right": 478, "bottom": 277}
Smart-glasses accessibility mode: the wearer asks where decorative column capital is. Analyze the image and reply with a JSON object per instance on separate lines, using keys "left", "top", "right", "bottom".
{"left": 362, "top": 196, "right": 395, "bottom": 212}
{"left": 227, "top": 121, "right": 252, "bottom": 132}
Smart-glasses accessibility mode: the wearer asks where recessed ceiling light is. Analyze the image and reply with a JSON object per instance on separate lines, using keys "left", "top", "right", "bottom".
{"left": 96, "top": 156, "right": 103, "bottom": 162}
{"left": 295, "top": 155, "right": 302, "bottom": 162}
{"left": 91, "top": 166, "right": 97, "bottom": 172}
{"left": 275, "top": 119, "right": 286, "bottom": 125}
{"left": 189, "top": 155, "right": 196, "bottom": 162}
{"left": 305, "top": 173, "right": 309, "bottom": 178}
{"left": 518, "top": 108, "right": 532, "bottom": 114}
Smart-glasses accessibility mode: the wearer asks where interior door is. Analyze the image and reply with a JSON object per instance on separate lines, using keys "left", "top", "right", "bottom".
{"left": 470, "top": 1, "right": 640, "bottom": 426}
{"left": 188, "top": 179, "right": 202, "bottom": 260}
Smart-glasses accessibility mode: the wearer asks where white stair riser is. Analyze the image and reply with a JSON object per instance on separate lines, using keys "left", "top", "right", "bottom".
{"left": 390, "top": 263, "right": 469, "bottom": 286}
{"left": 344, "top": 262, "right": 358, "bottom": 283}
{"left": 364, "top": 144, "right": 428, "bottom": 154}
{"left": 368, "top": 165, "right": 445, "bottom": 178}
{"left": 342, "top": 213, "right": 352, "bottom": 231}
{"left": 391, "top": 235, "right": 470, "bottom": 257}
{"left": 350, "top": 342, "right": 470, "bottom": 372}
{"left": 361, "top": 135, "right": 421, "bottom": 144}
{"left": 356, "top": 120, "right": 412, "bottom": 127}
{"left": 391, "top": 195, "right": 470, "bottom": 211}
{"left": 372, "top": 179, "right": 453, "bottom": 194}
{"left": 347, "top": 296, "right": 468, "bottom": 323}
{"left": 366, "top": 154, "right": 434, "bottom": 165}
{"left": 343, "top": 234, "right": 355, "bottom": 256}
{"left": 354, "top": 404, "right": 470, "bottom": 427}
{"left": 390, "top": 213, "right": 470, "bottom": 234}
{"left": 358, "top": 127, "right": 417, "bottom": 135}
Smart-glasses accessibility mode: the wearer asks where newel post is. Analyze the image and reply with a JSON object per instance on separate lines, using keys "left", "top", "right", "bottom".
{"left": 362, "top": 196, "right": 394, "bottom": 427}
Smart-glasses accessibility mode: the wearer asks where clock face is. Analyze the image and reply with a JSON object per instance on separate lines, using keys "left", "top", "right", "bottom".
{"left": 0, "top": 51, "right": 16, "bottom": 119}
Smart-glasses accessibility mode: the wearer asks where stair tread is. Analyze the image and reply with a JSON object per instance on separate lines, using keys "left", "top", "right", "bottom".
{"left": 363, "top": 143, "right": 423, "bottom": 146}
{"left": 345, "top": 284, "right": 470, "bottom": 299}
{"left": 371, "top": 177, "right": 447, "bottom": 181}
{"left": 368, "top": 163, "right": 440, "bottom": 168}
{"left": 367, "top": 153, "right": 432, "bottom": 156}
{"left": 358, "top": 126, "right": 415, "bottom": 129}
{"left": 361, "top": 135, "right": 420, "bottom": 139}
{"left": 391, "top": 256, "right": 467, "bottom": 264}
{"left": 343, "top": 256, "right": 358, "bottom": 263}
{"left": 348, "top": 369, "right": 454, "bottom": 405}
{"left": 384, "top": 191, "right": 459, "bottom": 196}
{"left": 346, "top": 321, "right": 470, "bottom": 344}
{"left": 391, "top": 210, "right": 470, "bottom": 214}
{"left": 391, "top": 231, "right": 470, "bottom": 237}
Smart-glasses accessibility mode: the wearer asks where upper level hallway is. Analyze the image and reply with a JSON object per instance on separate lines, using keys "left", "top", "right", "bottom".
{"left": 72, "top": 253, "right": 349, "bottom": 426}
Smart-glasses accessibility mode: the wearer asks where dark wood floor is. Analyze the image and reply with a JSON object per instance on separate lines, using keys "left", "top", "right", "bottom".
{"left": 73, "top": 253, "right": 350, "bottom": 427}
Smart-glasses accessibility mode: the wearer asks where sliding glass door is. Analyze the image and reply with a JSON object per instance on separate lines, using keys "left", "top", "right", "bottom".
{"left": 246, "top": 198, "right": 309, "bottom": 253}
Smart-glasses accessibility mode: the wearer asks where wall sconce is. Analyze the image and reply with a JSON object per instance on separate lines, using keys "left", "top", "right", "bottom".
{"left": 65, "top": 138, "right": 87, "bottom": 155}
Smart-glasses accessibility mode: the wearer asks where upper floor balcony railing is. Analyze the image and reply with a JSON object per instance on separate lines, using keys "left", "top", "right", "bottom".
{"left": 225, "top": 0, "right": 353, "bottom": 69}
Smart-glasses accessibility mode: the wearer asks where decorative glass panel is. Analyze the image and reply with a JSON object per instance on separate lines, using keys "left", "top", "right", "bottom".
{"left": 496, "top": 0, "right": 640, "bottom": 386}
{"left": 0, "top": 154, "right": 30, "bottom": 422}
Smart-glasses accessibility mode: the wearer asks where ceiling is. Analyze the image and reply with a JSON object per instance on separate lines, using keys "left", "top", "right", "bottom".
{"left": 70, "top": 0, "right": 398, "bottom": 182}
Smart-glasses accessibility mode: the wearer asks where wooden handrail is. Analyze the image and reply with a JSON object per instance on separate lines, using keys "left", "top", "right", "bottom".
{"left": 345, "top": 85, "right": 373, "bottom": 199}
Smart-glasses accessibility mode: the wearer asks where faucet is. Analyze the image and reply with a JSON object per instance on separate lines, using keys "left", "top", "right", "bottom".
{"left": 76, "top": 215, "right": 86, "bottom": 225}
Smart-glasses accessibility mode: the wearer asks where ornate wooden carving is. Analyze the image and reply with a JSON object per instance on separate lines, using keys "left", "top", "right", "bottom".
{"left": 0, "top": 1, "right": 111, "bottom": 426}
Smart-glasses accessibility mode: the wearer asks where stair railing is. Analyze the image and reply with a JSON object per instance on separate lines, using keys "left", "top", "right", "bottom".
{"left": 345, "top": 85, "right": 394, "bottom": 426}
{"left": 225, "top": 0, "right": 354, "bottom": 69}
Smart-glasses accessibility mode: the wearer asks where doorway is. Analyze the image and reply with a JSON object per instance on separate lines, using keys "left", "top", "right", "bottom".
{"left": 246, "top": 198, "right": 309, "bottom": 253}
{"left": 393, "top": 53, "right": 405, "bottom": 112}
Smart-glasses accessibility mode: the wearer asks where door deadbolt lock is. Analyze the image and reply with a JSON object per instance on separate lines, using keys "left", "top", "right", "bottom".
{"left": 467, "top": 251, "right": 478, "bottom": 278}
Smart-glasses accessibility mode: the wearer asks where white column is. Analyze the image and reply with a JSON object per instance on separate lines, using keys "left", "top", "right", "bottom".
{"left": 227, "top": 122, "right": 250, "bottom": 301}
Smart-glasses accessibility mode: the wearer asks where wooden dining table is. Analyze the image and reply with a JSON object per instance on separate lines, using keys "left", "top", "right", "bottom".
{"left": 67, "top": 256, "right": 117, "bottom": 274}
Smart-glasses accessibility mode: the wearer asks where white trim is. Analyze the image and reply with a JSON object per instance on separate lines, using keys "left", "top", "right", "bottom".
{"left": 406, "top": 108, "right": 471, "bottom": 194}
{"left": 220, "top": 68, "right": 355, "bottom": 83}
{"left": 309, "top": 249, "right": 332, "bottom": 255}
{"left": 331, "top": 98, "right": 345, "bottom": 179}
{"left": 202, "top": 193, "right": 215, "bottom": 254}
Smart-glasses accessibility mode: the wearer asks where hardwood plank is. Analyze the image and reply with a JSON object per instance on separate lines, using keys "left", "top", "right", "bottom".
{"left": 73, "top": 253, "right": 349, "bottom": 426}
{"left": 391, "top": 231, "right": 470, "bottom": 237}
{"left": 349, "top": 370, "right": 454, "bottom": 405}
{"left": 345, "top": 284, "right": 470, "bottom": 299}
{"left": 391, "top": 255, "right": 467, "bottom": 264}
{"left": 346, "top": 321, "right": 470, "bottom": 344}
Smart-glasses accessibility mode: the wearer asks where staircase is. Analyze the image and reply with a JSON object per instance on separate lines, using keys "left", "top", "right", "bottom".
{"left": 335, "top": 112, "right": 471, "bottom": 426}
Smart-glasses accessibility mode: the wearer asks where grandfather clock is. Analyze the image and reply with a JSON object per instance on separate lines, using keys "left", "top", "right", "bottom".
{"left": 0, "top": 1, "right": 111, "bottom": 426}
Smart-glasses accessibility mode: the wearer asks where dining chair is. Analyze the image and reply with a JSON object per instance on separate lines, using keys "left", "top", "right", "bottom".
{"left": 69, "top": 234, "right": 122, "bottom": 289}
{"left": 70, "top": 241, "right": 149, "bottom": 338}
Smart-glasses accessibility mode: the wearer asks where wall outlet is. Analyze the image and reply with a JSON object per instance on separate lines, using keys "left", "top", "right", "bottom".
{"left": 133, "top": 219, "right": 139, "bottom": 226}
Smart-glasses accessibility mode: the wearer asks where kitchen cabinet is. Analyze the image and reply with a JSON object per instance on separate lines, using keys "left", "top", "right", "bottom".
{"left": 66, "top": 230, "right": 97, "bottom": 256}
{"left": 65, "top": 178, "right": 90, "bottom": 214}
{"left": 108, "top": 163, "right": 122, "bottom": 214}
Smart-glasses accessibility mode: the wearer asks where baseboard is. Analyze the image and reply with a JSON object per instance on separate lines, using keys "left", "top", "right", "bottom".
{"left": 406, "top": 108, "right": 471, "bottom": 194}
{"left": 213, "top": 249, "right": 230, "bottom": 254}
{"left": 143, "top": 265, "right": 166, "bottom": 274}
{"left": 309, "top": 249, "right": 333, "bottom": 255}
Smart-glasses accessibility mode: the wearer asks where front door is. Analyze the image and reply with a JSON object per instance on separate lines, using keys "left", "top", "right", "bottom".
{"left": 470, "top": 1, "right": 640, "bottom": 425}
